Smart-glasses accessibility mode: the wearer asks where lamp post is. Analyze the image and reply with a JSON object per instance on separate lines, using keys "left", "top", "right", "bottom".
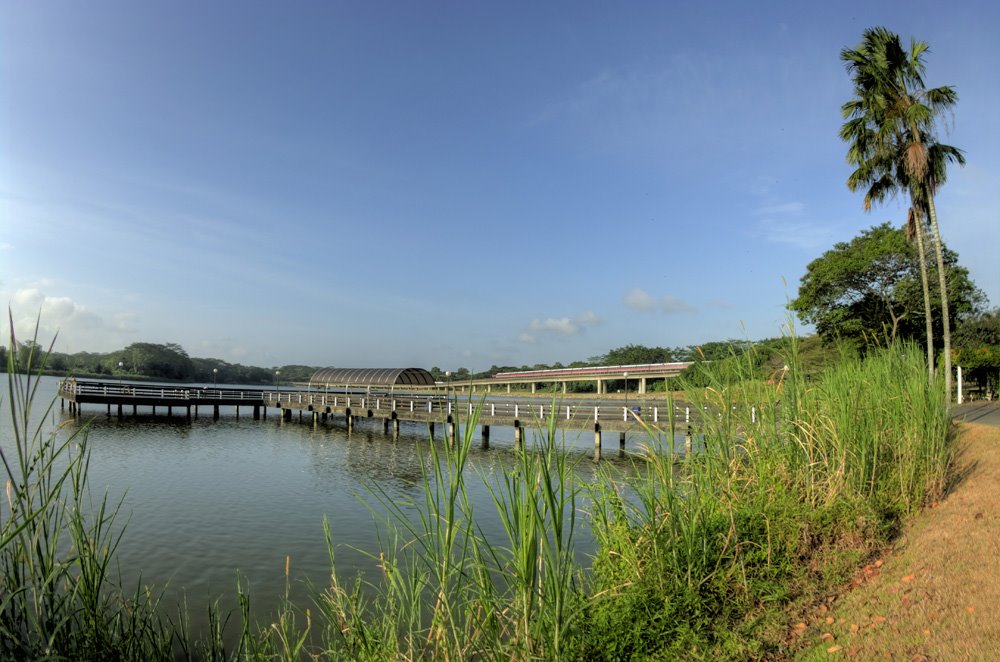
{"left": 275, "top": 370, "right": 280, "bottom": 390}
{"left": 213, "top": 367, "right": 218, "bottom": 386}
{"left": 118, "top": 361, "right": 124, "bottom": 387}
{"left": 445, "top": 371, "right": 452, "bottom": 404}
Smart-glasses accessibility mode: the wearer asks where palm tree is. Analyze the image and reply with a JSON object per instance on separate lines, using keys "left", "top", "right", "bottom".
{"left": 906, "top": 206, "right": 934, "bottom": 380}
{"left": 840, "top": 26, "right": 965, "bottom": 399}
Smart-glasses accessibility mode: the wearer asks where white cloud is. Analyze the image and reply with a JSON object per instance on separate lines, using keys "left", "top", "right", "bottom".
{"left": 517, "top": 310, "right": 601, "bottom": 344}
{"left": 4, "top": 286, "right": 130, "bottom": 352}
{"left": 624, "top": 288, "right": 697, "bottom": 313}
{"left": 752, "top": 200, "right": 836, "bottom": 250}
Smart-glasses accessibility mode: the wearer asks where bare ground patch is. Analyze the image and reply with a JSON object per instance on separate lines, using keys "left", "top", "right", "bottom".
{"left": 794, "top": 421, "right": 1000, "bottom": 659}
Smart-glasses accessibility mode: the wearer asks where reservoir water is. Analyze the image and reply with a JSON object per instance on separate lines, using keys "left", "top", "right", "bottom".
{"left": 2, "top": 375, "right": 659, "bottom": 640}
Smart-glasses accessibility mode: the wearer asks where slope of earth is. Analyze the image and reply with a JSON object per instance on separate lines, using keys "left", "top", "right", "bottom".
{"left": 796, "top": 412, "right": 1000, "bottom": 660}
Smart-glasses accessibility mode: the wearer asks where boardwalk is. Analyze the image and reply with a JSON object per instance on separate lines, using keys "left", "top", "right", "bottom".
{"left": 59, "top": 379, "right": 696, "bottom": 459}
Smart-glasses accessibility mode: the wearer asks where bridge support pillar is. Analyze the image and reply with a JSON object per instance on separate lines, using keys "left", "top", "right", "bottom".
{"left": 482, "top": 425, "right": 490, "bottom": 448}
{"left": 213, "top": 405, "right": 220, "bottom": 420}
{"left": 594, "top": 424, "right": 602, "bottom": 462}
{"left": 562, "top": 381, "right": 567, "bottom": 394}
{"left": 639, "top": 377, "right": 647, "bottom": 394}
{"left": 514, "top": 420, "right": 523, "bottom": 450}
{"left": 117, "top": 404, "right": 123, "bottom": 418}
{"left": 507, "top": 384, "right": 511, "bottom": 393}
{"left": 531, "top": 383, "right": 536, "bottom": 394}
{"left": 253, "top": 406, "right": 260, "bottom": 420}
{"left": 596, "top": 379, "right": 604, "bottom": 394}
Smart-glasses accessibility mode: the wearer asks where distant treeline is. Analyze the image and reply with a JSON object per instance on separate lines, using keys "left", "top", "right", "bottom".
{"left": 1, "top": 337, "right": 830, "bottom": 388}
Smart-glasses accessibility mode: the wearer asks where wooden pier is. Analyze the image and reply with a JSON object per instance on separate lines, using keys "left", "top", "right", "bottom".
{"left": 59, "top": 379, "right": 696, "bottom": 460}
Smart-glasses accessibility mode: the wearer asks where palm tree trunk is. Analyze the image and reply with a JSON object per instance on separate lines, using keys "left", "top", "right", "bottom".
{"left": 926, "top": 195, "right": 953, "bottom": 401}
{"left": 909, "top": 208, "right": 935, "bottom": 382}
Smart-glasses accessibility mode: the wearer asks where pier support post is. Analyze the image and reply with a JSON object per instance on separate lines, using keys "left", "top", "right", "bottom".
{"left": 133, "top": 405, "right": 137, "bottom": 416}
{"left": 284, "top": 408, "right": 292, "bottom": 422}
{"left": 168, "top": 406, "right": 173, "bottom": 417}
{"left": 447, "top": 416, "right": 456, "bottom": 446}
{"left": 685, "top": 426, "right": 692, "bottom": 455}
{"left": 482, "top": 425, "right": 490, "bottom": 448}
{"left": 117, "top": 404, "right": 123, "bottom": 418}
{"left": 392, "top": 414, "right": 400, "bottom": 435}
{"left": 427, "top": 421, "right": 435, "bottom": 440}
{"left": 312, "top": 411, "right": 319, "bottom": 427}
{"left": 383, "top": 418, "right": 390, "bottom": 434}
{"left": 593, "top": 423, "right": 602, "bottom": 462}
{"left": 619, "top": 431, "right": 626, "bottom": 451}
{"left": 236, "top": 406, "right": 240, "bottom": 419}
{"left": 186, "top": 406, "right": 191, "bottom": 419}
{"left": 107, "top": 404, "right": 111, "bottom": 417}
{"left": 514, "top": 420, "right": 523, "bottom": 451}
{"left": 213, "top": 405, "right": 219, "bottom": 420}
{"left": 253, "top": 406, "right": 260, "bottom": 420}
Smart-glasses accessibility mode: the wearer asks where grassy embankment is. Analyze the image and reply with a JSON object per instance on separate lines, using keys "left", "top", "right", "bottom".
{"left": 1, "top": 324, "right": 952, "bottom": 659}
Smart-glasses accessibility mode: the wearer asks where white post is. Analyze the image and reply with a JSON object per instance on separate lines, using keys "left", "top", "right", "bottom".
{"left": 957, "top": 365, "right": 963, "bottom": 404}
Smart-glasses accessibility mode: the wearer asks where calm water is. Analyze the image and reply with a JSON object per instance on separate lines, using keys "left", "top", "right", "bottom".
{"left": 1, "top": 375, "right": 660, "bottom": 638}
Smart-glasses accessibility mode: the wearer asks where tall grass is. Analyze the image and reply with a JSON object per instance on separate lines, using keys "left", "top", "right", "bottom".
{"left": 0, "top": 321, "right": 174, "bottom": 660}
{"left": 585, "top": 334, "right": 953, "bottom": 658}
{"left": 0, "top": 320, "right": 952, "bottom": 660}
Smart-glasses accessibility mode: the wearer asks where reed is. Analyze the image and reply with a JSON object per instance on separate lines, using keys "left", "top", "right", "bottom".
{"left": 0, "top": 319, "right": 173, "bottom": 660}
{"left": 583, "top": 333, "right": 953, "bottom": 658}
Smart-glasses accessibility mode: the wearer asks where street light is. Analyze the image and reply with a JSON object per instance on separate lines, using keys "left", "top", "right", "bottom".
{"left": 213, "top": 367, "right": 218, "bottom": 386}
{"left": 275, "top": 370, "right": 281, "bottom": 390}
{"left": 118, "top": 361, "right": 124, "bottom": 387}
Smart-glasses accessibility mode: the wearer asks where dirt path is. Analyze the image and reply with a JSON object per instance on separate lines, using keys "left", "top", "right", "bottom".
{"left": 796, "top": 418, "right": 1000, "bottom": 659}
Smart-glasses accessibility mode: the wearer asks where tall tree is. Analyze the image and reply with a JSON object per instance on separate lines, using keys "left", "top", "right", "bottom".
{"left": 789, "top": 223, "right": 981, "bottom": 350}
{"left": 840, "top": 26, "right": 964, "bottom": 399}
{"left": 905, "top": 206, "right": 934, "bottom": 379}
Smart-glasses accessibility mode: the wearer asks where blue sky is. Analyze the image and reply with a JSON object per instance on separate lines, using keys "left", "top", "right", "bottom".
{"left": 2, "top": 1, "right": 998, "bottom": 371}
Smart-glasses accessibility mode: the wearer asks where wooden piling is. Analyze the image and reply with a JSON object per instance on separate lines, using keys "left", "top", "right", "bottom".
{"left": 482, "top": 425, "right": 490, "bottom": 448}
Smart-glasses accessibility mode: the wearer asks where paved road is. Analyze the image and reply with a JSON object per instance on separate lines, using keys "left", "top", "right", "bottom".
{"left": 952, "top": 401, "right": 1000, "bottom": 427}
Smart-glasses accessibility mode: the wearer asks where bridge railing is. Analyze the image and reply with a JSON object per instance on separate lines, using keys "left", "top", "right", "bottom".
{"left": 61, "top": 381, "right": 266, "bottom": 402}
{"left": 260, "top": 391, "right": 700, "bottom": 425}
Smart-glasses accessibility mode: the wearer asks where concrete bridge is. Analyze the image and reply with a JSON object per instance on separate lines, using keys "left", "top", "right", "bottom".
{"left": 58, "top": 378, "right": 696, "bottom": 460}
{"left": 448, "top": 361, "right": 694, "bottom": 394}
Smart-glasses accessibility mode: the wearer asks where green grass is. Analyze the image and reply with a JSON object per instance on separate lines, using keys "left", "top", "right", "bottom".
{"left": 1, "top": 319, "right": 953, "bottom": 660}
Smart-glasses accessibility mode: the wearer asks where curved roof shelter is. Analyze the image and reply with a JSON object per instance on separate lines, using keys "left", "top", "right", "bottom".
{"left": 308, "top": 368, "right": 436, "bottom": 389}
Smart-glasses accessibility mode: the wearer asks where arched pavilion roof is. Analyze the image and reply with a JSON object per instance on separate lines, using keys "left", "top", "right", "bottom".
{"left": 308, "top": 368, "right": 436, "bottom": 388}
